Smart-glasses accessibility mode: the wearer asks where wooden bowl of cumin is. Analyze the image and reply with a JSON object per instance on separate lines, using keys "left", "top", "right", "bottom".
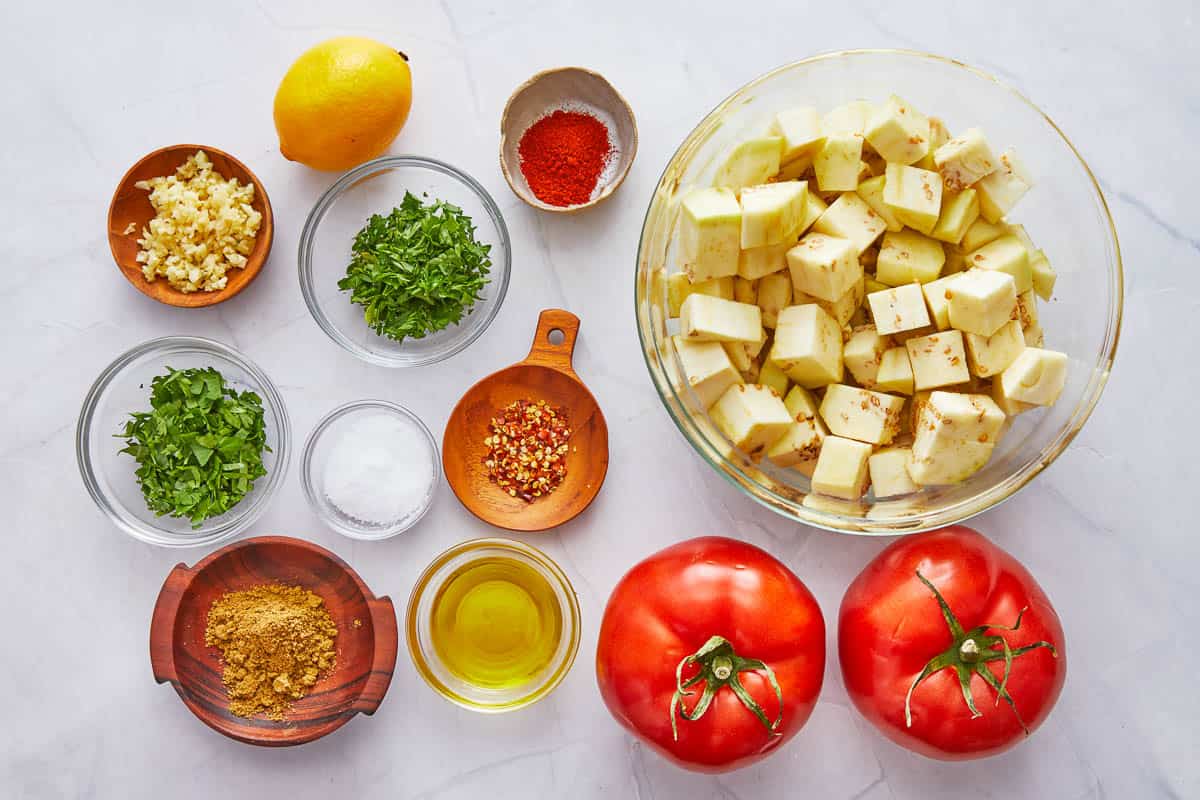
{"left": 149, "top": 536, "right": 397, "bottom": 746}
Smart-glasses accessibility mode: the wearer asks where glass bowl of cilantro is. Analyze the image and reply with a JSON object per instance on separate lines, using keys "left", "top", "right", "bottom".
{"left": 299, "top": 156, "right": 512, "bottom": 367}
{"left": 76, "top": 336, "right": 290, "bottom": 547}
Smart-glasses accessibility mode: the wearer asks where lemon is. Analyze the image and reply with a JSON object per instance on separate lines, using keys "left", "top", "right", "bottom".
{"left": 273, "top": 37, "right": 413, "bottom": 172}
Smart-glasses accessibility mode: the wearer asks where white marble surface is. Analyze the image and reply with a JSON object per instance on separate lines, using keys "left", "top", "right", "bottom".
{"left": 2, "top": 1, "right": 1196, "bottom": 797}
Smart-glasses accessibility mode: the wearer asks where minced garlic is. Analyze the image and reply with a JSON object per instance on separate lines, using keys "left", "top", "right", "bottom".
{"left": 135, "top": 150, "right": 262, "bottom": 293}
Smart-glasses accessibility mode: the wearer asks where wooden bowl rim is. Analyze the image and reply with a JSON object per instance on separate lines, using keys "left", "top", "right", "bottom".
{"left": 152, "top": 534, "right": 397, "bottom": 746}
{"left": 107, "top": 143, "right": 274, "bottom": 308}
{"left": 498, "top": 66, "right": 638, "bottom": 214}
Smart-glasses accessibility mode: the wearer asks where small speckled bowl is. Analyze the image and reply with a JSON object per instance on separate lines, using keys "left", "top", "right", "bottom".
{"left": 500, "top": 67, "right": 637, "bottom": 212}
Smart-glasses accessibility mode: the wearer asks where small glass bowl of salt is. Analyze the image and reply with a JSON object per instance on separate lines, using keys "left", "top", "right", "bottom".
{"left": 301, "top": 400, "right": 439, "bottom": 540}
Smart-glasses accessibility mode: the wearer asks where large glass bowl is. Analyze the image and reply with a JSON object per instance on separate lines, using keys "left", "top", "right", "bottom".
{"left": 635, "top": 50, "right": 1122, "bottom": 534}
{"left": 299, "top": 156, "right": 512, "bottom": 367}
{"left": 76, "top": 336, "right": 290, "bottom": 547}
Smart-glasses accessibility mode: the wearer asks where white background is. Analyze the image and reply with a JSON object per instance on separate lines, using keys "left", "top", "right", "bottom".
{"left": 3, "top": 1, "right": 1196, "bottom": 798}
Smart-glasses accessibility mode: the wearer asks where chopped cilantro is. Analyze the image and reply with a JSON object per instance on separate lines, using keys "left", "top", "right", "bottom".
{"left": 118, "top": 367, "right": 269, "bottom": 527}
{"left": 338, "top": 191, "right": 492, "bottom": 342}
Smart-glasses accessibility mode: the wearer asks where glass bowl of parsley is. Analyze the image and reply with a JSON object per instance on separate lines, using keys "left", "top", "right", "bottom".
{"left": 299, "top": 156, "right": 513, "bottom": 367}
{"left": 76, "top": 336, "right": 290, "bottom": 547}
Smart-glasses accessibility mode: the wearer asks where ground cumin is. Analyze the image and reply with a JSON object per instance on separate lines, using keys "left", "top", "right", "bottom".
{"left": 204, "top": 584, "right": 338, "bottom": 720}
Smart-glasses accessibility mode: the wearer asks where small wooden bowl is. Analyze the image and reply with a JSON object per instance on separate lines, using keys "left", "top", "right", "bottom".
{"left": 443, "top": 309, "right": 609, "bottom": 530}
{"left": 500, "top": 67, "right": 637, "bottom": 213}
{"left": 107, "top": 144, "right": 274, "bottom": 307}
{"left": 149, "top": 536, "right": 397, "bottom": 746}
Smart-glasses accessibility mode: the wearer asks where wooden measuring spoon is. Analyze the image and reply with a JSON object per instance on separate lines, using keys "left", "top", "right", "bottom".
{"left": 443, "top": 309, "right": 609, "bottom": 531}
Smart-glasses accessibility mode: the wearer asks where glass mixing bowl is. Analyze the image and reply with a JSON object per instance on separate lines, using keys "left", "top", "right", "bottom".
{"left": 635, "top": 50, "right": 1122, "bottom": 534}
{"left": 76, "top": 336, "right": 290, "bottom": 547}
{"left": 299, "top": 156, "right": 511, "bottom": 367}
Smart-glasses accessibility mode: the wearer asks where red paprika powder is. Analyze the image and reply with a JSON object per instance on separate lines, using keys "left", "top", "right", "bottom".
{"left": 517, "top": 109, "right": 613, "bottom": 207}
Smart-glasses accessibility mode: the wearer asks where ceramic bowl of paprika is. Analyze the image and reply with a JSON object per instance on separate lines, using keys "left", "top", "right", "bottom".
{"left": 500, "top": 67, "right": 637, "bottom": 213}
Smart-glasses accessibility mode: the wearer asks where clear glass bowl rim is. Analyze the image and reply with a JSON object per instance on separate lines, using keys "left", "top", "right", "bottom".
{"left": 75, "top": 335, "right": 292, "bottom": 548}
{"left": 299, "top": 399, "right": 440, "bottom": 541}
{"left": 297, "top": 154, "right": 513, "bottom": 368}
{"left": 405, "top": 537, "right": 583, "bottom": 713}
{"left": 634, "top": 48, "right": 1123, "bottom": 535}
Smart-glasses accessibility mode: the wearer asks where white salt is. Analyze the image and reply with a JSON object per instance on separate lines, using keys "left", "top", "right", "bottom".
{"left": 322, "top": 412, "right": 435, "bottom": 527}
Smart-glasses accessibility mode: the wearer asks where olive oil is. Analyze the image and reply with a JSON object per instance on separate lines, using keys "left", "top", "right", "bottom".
{"left": 429, "top": 556, "right": 563, "bottom": 689}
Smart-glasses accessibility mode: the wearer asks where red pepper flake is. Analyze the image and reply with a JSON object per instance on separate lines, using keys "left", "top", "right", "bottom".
{"left": 518, "top": 109, "right": 613, "bottom": 207}
{"left": 482, "top": 399, "right": 571, "bottom": 502}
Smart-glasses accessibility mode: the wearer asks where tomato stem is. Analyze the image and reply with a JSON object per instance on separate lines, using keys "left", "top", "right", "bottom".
{"left": 669, "top": 635, "right": 783, "bottom": 741}
{"left": 904, "top": 571, "right": 1057, "bottom": 734}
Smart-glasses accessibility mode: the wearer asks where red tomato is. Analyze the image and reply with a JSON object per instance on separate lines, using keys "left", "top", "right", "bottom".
{"left": 839, "top": 526, "right": 1066, "bottom": 760}
{"left": 596, "top": 536, "right": 825, "bottom": 772}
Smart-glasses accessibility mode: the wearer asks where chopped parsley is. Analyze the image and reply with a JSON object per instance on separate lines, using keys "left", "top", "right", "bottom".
{"left": 118, "top": 367, "right": 269, "bottom": 527}
{"left": 338, "top": 191, "right": 492, "bottom": 343}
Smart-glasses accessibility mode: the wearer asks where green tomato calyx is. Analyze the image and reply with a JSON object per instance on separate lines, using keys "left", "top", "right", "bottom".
{"left": 904, "top": 571, "right": 1058, "bottom": 734}
{"left": 670, "top": 635, "right": 783, "bottom": 741}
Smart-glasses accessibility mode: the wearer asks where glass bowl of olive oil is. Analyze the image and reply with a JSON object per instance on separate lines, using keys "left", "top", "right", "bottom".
{"left": 406, "top": 538, "right": 581, "bottom": 712}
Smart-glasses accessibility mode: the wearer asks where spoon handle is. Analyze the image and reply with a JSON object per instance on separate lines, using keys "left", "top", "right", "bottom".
{"left": 524, "top": 308, "right": 581, "bottom": 374}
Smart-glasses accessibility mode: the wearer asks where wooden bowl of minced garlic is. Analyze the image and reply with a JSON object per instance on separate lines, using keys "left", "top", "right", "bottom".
{"left": 107, "top": 145, "right": 274, "bottom": 307}
{"left": 149, "top": 536, "right": 398, "bottom": 746}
